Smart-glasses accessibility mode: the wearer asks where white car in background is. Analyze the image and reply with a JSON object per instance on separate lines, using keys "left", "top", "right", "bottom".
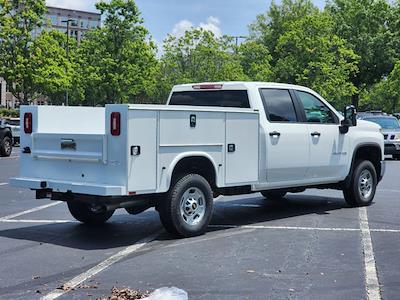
{"left": 1, "top": 118, "right": 20, "bottom": 145}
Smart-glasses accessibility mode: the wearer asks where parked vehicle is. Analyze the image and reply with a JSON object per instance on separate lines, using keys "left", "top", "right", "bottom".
{"left": 11, "top": 82, "right": 385, "bottom": 237}
{"left": 393, "top": 113, "right": 400, "bottom": 120}
{"left": 0, "top": 122, "right": 13, "bottom": 157}
{"left": 361, "top": 115, "right": 400, "bottom": 160}
{"left": 1, "top": 117, "right": 20, "bottom": 145}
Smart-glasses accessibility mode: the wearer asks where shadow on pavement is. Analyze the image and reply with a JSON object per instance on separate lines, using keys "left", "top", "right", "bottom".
{"left": 0, "top": 194, "right": 350, "bottom": 250}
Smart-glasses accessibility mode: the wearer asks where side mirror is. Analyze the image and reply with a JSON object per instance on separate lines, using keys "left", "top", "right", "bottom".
{"left": 339, "top": 105, "right": 357, "bottom": 134}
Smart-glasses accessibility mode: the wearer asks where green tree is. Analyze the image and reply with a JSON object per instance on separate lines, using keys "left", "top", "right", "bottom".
{"left": 237, "top": 41, "right": 273, "bottom": 81}
{"left": 156, "top": 29, "right": 248, "bottom": 102}
{"left": 31, "top": 30, "right": 75, "bottom": 104}
{"left": 273, "top": 12, "right": 359, "bottom": 107}
{"left": 74, "top": 0, "right": 158, "bottom": 106}
{"left": 0, "top": 0, "right": 47, "bottom": 104}
{"left": 250, "top": 0, "right": 318, "bottom": 64}
{"left": 327, "top": 0, "right": 396, "bottom": 107}
{"left": 360, "top": 61, "right": 400, "bottom": 112}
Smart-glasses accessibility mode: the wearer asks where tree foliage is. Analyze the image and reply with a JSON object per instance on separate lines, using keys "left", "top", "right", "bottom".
{"left": 273, "top": 12, "right": 359, "bottom": 107}
{"left": 251, "top": 1, "right": 359, "bottom": 108}
{"left": 73, "top": 0, "right": 158, "bottom": 106}
{"left": 31, "top": 30, "right": 75, "bottom": 104}
{"left": 326, "top": 0, "right": 396, "bottom": 106}
{"left": 155, "top": 29, "right": 248, "bottom": 102}
{"left": 0, "top": 0, "right": 47, "bottom": 104}
{"left": 360, "top": 61, "right": 400, "bottom": 112}
{"left": 0, "top": 0, "right": 399, "bottom": 112}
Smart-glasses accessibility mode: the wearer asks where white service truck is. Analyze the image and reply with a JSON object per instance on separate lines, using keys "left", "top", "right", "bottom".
{"left": 11, "top": 82, "right": 385, "bottom": 237}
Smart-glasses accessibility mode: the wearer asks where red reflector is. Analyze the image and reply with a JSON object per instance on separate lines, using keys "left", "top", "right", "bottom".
{"left": 129, "top": 192, "right": 136, "bottom": 196}
{"left": 192, "top": 84, "right": 223, "bottom": 90}
{"left": 24, "top": 113, "right": 32, "bottom": 134}
{"left": 110, "top": 112, "right": 121, "bottom": 136}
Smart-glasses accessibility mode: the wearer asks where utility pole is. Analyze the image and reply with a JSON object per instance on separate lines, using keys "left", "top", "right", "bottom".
{"left": 61, "top": 19, "right": 74, "bottom": 106}
{"left": 232, "top": 35, "right": 248, "bottom": 47}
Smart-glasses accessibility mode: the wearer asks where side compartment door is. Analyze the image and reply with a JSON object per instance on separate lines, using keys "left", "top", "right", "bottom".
{"left": 260, "top": 89, "right": 310, "bottom": 183}
{"left": 294, "top": 90, "right": 350, "bottom": 181}
{"left": 225, "top": 112, "right": 259, "bottom": 185}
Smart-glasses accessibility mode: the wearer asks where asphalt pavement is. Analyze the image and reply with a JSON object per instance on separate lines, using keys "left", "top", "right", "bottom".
{"left": 0, "top": 150, "right": 399, "bottom": 300}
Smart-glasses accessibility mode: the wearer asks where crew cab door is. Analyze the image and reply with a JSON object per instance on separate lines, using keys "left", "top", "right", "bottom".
{"left": 260, "top": 89, "right": 310, "bottom": 183}
{"left": 294, "top": 90, "right": 349, "bottom": 181}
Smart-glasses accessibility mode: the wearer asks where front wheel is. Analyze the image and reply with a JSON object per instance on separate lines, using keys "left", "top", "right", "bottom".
{"left": 67, "top": 201, "right": 114, "bottom": 225}
{"left": 343, "top": 160, "right": 377, "bottom": 207}
{"left": 158, "top": 174, "right": 213, "bottom": 238}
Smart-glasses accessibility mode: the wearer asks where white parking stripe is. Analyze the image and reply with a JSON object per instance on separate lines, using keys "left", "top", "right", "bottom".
{"left": 359, "top": 207, "right": 381, "bottom": 300}
{"left": 0, "top": 219, "right": 72, "bottom": 224}
{"left": 209, "top": 224, "right": 361, "bottom": 232}
{"left": 0, "top": 202, "right": 61, "bottom": 221}
{"left": 41, "top": 231, "right": 161, "bottom": 300}
{"left": 0, "top": 182, "right": 8, "bottom": 186}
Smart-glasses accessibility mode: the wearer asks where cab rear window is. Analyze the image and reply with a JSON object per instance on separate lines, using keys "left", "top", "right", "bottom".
{"left": 169, "top": 90, "right": 250, "bottom": 108}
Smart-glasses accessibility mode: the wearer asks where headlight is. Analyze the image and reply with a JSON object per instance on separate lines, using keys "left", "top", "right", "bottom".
{"left": 395, "top": 133, "right": 400, "bottom": 140}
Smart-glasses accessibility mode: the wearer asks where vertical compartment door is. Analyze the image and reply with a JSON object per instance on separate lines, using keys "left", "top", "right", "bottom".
{"left": 225, "top": 112, "right": 259, "bottom": 185}
{"left": 127, "top": 110, "right": 158, "bottom": 193}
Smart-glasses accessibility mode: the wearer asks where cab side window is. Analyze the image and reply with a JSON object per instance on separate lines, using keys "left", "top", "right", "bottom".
{"left": 260, "top": 89, "right": 298, "bottom": 122}
{"left": 297, "top": 91, "right": 337, "bottom": 124}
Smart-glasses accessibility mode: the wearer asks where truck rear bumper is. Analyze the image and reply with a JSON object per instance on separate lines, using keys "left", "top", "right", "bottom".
{"left": 10, "top": 177, "right": 126, "bottom": 196}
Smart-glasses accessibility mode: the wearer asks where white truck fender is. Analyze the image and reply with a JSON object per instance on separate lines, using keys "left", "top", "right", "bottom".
{"left": 162, "top": 151, "right": 220, "bottom": 193}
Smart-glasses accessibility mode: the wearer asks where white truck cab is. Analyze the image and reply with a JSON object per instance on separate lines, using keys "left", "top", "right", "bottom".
{"left": 11, "top": 82, "right": 385, "bottom": 237}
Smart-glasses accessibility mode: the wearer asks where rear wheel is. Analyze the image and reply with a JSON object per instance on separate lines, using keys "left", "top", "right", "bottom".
{"left": 0, "top": 136, "right": 12, "bottom": 157}
{"left": 67, "top": 201, "right": 114, "bottom": 225}
{"left": 158, "top": 174, "right": 213, "bottom": 237}
{"left": 261, "top": 191, "right": 287, "bottom": 200}
{"left": 343, "top": 160, "right": 377, "bottom": 207}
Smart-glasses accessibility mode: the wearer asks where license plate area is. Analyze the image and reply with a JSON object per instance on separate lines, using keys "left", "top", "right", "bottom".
{"left": 31, "top": 133, "right": 107, "bottom": 163}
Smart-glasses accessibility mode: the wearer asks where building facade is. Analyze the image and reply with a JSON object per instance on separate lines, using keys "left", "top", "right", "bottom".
{"left": 0, "top": 6, "right": 101, "bottom": 108}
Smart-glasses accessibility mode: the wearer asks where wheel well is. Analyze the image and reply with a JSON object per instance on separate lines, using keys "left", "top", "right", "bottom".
{"left": 1, "top": 131, "right": 12, "bottom": 141}
{"left": 353, "top": 145, "right": 382, "bottom": 177}
{"left": 171, "top": 156, "right": 216, "bottom": 188}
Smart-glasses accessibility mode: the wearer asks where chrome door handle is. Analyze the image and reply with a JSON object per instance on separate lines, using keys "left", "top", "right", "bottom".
{"left": 269, "top": 131, "right": 281, "bottom": 137}
{"left": 311, "top": 132, "right": 321, "bottom": 137}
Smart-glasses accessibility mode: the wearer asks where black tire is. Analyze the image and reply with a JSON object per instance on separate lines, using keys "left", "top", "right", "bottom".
{"left": 67, "top": 201, "right": 114, "bottom": 225}
{"left": 343, "top": 160, "right": 377, "bottom": 207}
{"left": 261, "top": 191, "right": 287, "bottom": 200}
{"left": 393, "top": 154, "right": 400, "bottom": 160}
{"left": 158, "top": 174, "right": 213, "bottom": 238}
{"left": 0, "top": 136, "right": 12, "bottom": 157}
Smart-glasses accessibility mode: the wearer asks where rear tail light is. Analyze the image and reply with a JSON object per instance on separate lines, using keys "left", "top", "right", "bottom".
{"left": 110, "top": 112, "right": 121, "bottom": 136}
{"left": 24, "top": 113, "right": 32, "bottom": 134}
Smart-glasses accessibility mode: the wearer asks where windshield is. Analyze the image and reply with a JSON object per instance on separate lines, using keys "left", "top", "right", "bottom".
{"left": 365, "top": 117, "right": 400, "bottom": 129}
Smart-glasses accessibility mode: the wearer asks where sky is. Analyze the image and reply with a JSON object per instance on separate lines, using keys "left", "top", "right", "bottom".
{"left": 46, "top": 0, "right": 327, "bottom": 43}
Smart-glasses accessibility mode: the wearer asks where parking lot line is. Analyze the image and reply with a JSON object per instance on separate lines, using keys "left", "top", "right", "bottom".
{"left": 0, "top": 219, "right": 72, "bottom": 224}
{"left": 209, "top": 224, "right": 361, "bottom": 232}
{"left": 41, "top": 230, "right": 162, "bottom": 300}
{"left": 0, "top": 182, "right": 8, "bottom": 186}
{"left": 0, "top": 202, "right": 61, "bottom": 221}
{"left": 359, "top": 207, "right": 381, "bottom": 300}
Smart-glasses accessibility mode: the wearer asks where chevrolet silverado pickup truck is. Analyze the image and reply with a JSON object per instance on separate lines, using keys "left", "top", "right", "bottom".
{"left": 11, "top": 82, "right": 385, "bottom": 237}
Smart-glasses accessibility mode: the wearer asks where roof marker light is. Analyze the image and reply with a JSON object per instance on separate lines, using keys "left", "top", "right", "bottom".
{"left": 192, "top": 84, "right": 223, "bottom": 90}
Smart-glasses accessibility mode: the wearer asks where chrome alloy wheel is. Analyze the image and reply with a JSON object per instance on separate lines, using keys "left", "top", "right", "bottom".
{"left": 180, "top": 187, "right": 206, "bottom": 226}
{"left": 358, "top": 169, "right": 373, "bottom": 199}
